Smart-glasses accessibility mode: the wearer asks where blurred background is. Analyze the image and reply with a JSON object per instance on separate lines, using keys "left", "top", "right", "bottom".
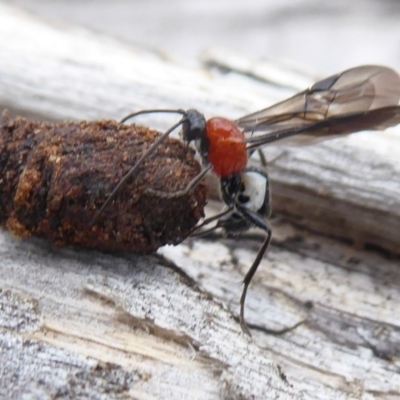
{"left": 4, "top": 0, "right": 400, "bottom": 74}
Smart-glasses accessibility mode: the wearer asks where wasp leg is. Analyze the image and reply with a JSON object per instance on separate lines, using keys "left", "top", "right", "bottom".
{"left": 234, "top": 204, "right": 272, "bottom": 336}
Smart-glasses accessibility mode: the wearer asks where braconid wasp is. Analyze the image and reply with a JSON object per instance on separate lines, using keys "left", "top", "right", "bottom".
{"left": 94, "top": 65, "right": 400, "bottom": 334}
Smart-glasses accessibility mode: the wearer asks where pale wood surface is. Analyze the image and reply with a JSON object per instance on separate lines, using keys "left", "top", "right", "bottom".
{"left": 0, "top": 4, "right": 400, "bottom": 400}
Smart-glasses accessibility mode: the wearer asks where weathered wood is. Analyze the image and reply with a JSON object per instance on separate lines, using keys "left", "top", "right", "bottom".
{"left": 0, "top": 3, "right": 400, "bottom": 400}
{"left": 0, "top": 233, "right": 300, "bottom": 400}
{"left": 161, "top": 228, "right": 400, "bottom": 399}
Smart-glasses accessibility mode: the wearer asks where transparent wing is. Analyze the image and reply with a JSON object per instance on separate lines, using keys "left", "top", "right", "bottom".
{"left": 235, "top": 65, "right": 400, "bottom": 147}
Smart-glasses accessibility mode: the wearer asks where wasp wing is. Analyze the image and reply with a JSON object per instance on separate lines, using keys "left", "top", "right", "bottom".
{"left": 236, "top": 65, "right": 400, "bottom": 147}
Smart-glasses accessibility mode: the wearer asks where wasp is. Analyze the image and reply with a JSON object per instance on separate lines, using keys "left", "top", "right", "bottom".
{"left": 94, "top": 65, "right": 400, "bottom": 334}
